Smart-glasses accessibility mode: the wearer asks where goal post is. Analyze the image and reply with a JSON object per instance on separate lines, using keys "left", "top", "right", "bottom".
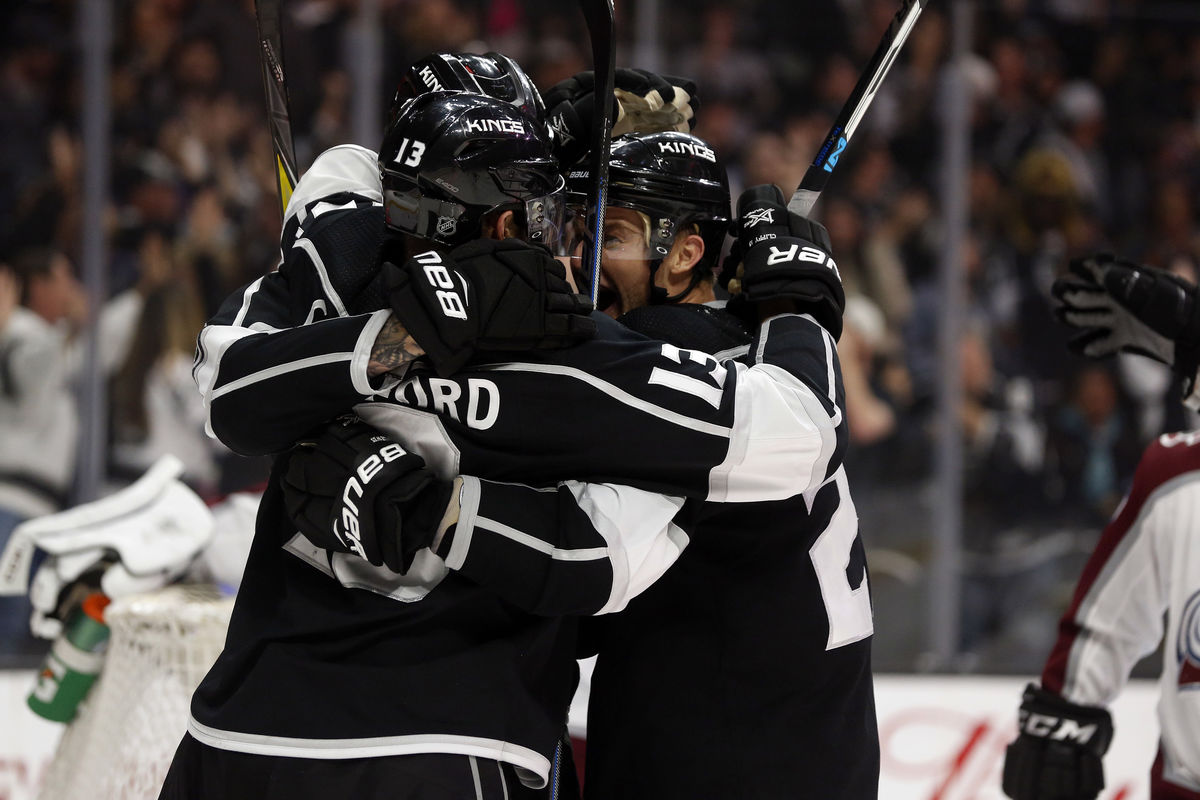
{"left": 37, "top": 584, "right": 233, "bottom": 800}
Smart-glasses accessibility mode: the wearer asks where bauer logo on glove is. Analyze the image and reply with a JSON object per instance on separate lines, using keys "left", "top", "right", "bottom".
{"left": 764, "top": 243, "right": 841, "bottom": 280}
{"left": 384, "top": 238, "right": 595, "bottom": 377}
{"left": 335, "top": 435, "right": 411, "bottom": 560}
{"left": 412, "top": 251, "right": 469, "bottom": 321}
{"left": 722, "top": 184, "right": 846, "bottom": 339}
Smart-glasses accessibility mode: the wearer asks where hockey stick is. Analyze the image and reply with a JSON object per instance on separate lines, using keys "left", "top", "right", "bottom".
{"left": 254, "top": 0, "right": 299, "bottom": 219}
{"left": 579, "top": 0, "right": 616, "bottom": 306}
{"left": 788, "top": 0, "right": 927, "bottom": 217}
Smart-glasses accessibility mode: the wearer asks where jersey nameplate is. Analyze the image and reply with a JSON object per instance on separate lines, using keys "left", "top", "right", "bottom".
{"left": 389, "top": 374, "right": 501, "bottom": 430}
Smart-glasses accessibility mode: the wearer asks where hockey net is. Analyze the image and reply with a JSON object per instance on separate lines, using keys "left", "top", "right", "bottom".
{"left": 37, "top": 584, "right": 234, "bottom": 800}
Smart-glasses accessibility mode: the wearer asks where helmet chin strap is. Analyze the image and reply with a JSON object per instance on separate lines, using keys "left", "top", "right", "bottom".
{"left": 648, "top": 263, "right": 704, "bottom": 305}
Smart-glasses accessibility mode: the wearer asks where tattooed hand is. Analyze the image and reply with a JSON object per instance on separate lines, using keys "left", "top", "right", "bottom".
{"left": 368, "top": 315, "right": 426, "bottom": 377}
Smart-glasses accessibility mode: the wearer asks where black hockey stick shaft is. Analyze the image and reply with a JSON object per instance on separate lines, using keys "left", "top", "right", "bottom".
{"left": 789, "top": 0, "right": 926, "bottom": 217}
{"left": 579, "top": 0, "right": 616, "bottom": 306}
{"left": 254, "top": 0, "right": 299, "bottom": 219}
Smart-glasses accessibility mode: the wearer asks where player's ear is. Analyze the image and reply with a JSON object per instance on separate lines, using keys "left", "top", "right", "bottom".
{"left": 477, "top": 210, "right": 511, "bottom": 240}
{"left": 666, "top": 232, "right": 705, "bottom": 276}
{"left": 497, "top": 210, "right": 522, "bottom": 240}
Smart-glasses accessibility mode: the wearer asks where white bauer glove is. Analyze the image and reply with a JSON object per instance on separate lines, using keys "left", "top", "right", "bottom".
{"left": 0, "top": 455, "right": 215, "bottom": 639}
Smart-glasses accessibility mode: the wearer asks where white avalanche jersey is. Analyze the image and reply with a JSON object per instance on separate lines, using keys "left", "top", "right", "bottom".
{"left": 1043, "top": 430, "right": 1200, "bottom": 797}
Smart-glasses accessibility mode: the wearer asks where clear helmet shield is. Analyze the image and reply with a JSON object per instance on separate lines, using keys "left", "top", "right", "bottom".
{"left": 560, "top": 198, "right": 656, "bottom": 316}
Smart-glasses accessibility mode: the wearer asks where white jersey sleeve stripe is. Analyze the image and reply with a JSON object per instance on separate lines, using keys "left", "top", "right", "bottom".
{"left": 195, "top": 323, "right": 260, "bottom": 438}
{"left": 293, "top": 236, "right": 350, "bottom": 317}
{"left": 210, "top": 352, "right": 356, "bottom": 402}
{"left": 351, "top": 310, "right": 399, "bottom": 396}
{"left": 473, "top": 517, "right": 610, "bottom": 561}
{"left": 479, "top": 362, "right": 732, "bottom": 438}
{"left": 232, "top": 276, "right": 265, "bottom": 328}
{"left": 821, "top": 326, "right": 843, "bottom": 427}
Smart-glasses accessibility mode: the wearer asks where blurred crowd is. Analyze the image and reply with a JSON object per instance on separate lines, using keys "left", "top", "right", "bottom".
{"left": 2, "top": 0, "right": 1200, "bottom": 669}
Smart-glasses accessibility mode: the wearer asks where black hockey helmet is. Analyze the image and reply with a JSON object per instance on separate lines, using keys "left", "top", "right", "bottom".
{"left": 567, "top": 131, "right": 731, "bottom": 302}
{"left": 390, "top": 52, "right": 545, "bottom": 126}
{"left": 380, "top": 91, "right": 566, "bottom": 248}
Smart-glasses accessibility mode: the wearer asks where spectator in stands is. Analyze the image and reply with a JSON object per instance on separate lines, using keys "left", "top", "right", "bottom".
{"left": 0, "top": 249, "right": 83, "bottom": 659}
{"left": 109, "top": 279, "right": 223, "bottom": 498}
{"left": 1046, "top": 364, "right": 1142, "bottom": 526}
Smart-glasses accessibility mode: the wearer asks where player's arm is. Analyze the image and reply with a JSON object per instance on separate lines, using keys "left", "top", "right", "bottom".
{"left": 445, "top": 477, "right": 693, "bottom": 615}
{"left": 195, "top": 146, "right": 406, "bottom": 455}
{"left": 281, "top": 417, "right": 692, "bottom": 616}
{"left": 701, "top": 185, "right": 849, "bottom": 502}
{"left": 196, "top": 145, "right": 592, "bottom": 456}
{"left": 195, "top": 271, "right": 403, "bottom": 456}
{"left": 1003, "top": 437, "right": 1178, "bottom": 800}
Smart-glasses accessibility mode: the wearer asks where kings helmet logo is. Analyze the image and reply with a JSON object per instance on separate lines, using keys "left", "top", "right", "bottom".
{"left": 1177, "top": 590, "right": 1200, "bottom": 688}
{"left": 418, "top": 65, "right": 444, "bottom": 92}
{"left": 464, "top": 118, "right": 525, "bottom": 135}
{"left": 657, "top": 140, "right": 716, "bottom": 162}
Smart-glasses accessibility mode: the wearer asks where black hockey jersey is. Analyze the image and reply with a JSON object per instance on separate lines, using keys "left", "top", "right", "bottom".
{"left": 582, "top": 303, "right": 878, "bottom": 799}
{"left": 188, "top": 145, "right": 850, "bottom": 789}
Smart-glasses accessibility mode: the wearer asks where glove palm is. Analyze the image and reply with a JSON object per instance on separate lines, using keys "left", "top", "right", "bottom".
{"left": 1052, "top": 254, "right": 1200, "bottom": 406}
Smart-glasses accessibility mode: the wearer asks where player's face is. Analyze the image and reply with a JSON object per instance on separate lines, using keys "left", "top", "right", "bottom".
{"left": 593, "top": 207, "right": 654, "bottom": 318}
{"left": 560, "top": 205, "right": 656, "bottom": 318}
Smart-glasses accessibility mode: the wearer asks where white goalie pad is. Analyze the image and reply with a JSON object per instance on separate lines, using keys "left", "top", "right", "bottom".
{"left": 0, "top": 455, "right": 215, "bottom": 637}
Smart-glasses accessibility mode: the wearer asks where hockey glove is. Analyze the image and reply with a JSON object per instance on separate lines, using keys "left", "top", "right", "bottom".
{"left": 1001, "top": 683, "right": 1113, "bottom": 800}
{"left": 383, "top": 238, "right": 595, "bottom": 377}
{"left": 723, "top": 184, "right": 846, "bottom": 339}
{"left": 281, "top": 416, "right": 458, "bottom": 574}
{"left": 542, "top": 68, "right": 700, "bottom": 167}
{"left": 1052, "top": 253, "right": 1200, "bottom": 408}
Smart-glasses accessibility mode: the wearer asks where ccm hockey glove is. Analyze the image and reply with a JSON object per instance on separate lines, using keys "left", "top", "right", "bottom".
{"left": 383, "top": 238, "right": 595, "bottom": 377}
{"left": 1002, "top": 683, "right": 1114, "bottom": 800}
{"left": 542, "top": 68, "right": 700, "bottom": 167}
{"left": 1053, "top": 253, "right": 1200, "bottom": 408}
{"left": 281, "top": 416, "right": 457, "bottom": 574}
{"left": 723, "top": 184, "right": 846, "bottom": 339}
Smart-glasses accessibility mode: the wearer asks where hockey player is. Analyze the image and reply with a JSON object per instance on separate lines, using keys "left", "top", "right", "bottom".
{"left": 1001, "top": 253, "right": 1200, "bottom": 799}
{"left": 165, "top": 89, "right": 851, "bottom": 799}
{"left": 284, "top": 130, "right": 876, "bottom": 797}
{"left": 566, "top": 133, "right": 877, "bottom": 799}
{"left": 1002, "top": 429, "right": 1200, "bottom": 799}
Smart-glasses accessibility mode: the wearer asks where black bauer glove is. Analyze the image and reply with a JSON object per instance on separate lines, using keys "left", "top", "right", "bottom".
{"left": 281, "top": 416, "right": 457, "bottom": 574}
{"left": 542, "top": 67, "right": 700, "bottom": 168}
{"left": 1052, "top": 253, "right": 1200, "bottom": 407}
{"left": 383, "top": 238, "right": 595, "bottom": 378}
{"left": 722, "top": 184, "right": 846, "bottom": 340}
{"left": 1001, "top": 683, "right": 1114, "bottom": 800}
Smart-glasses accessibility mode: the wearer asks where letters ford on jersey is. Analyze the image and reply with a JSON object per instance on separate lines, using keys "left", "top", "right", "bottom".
{"left": 389, "top": 374, "right": 501, "bottom": 431}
